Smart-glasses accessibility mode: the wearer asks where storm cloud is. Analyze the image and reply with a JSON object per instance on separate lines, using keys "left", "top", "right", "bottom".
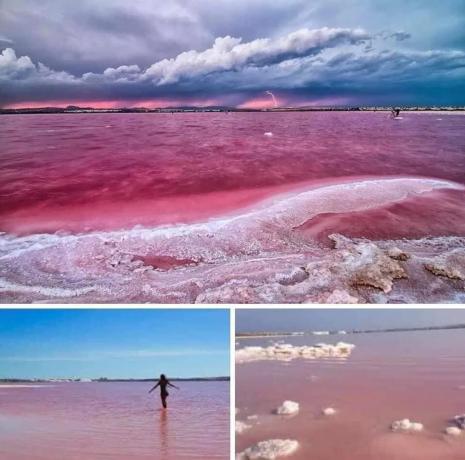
{"left": 1, "top": 0, "right": 464, "bottom": 106}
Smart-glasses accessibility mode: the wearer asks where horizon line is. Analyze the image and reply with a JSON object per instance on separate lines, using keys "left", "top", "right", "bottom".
{"left": 0, "top": 376, "right": 230, "bottom": 382}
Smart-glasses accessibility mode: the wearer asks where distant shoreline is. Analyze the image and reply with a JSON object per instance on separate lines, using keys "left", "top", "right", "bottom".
{"left": 237, "top": 323, "right": 465, "bottom": 338}
{"left": 0, "top": 376, "right": 230, "bottom": 384}
{"left": 1, "top": 106, "right": 464, "bottom": 115}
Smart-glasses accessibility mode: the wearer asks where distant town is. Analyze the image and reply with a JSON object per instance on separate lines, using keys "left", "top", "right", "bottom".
{"left": 1, "top": 105, "right": 464, "bottom": 115}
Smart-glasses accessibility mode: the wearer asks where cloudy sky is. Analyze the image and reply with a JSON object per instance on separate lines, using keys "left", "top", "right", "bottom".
{"left": 1, "top": 0, "right": 464, "bottom": 108}
{"left": 236, "top": 309, "right": 465, "bottom": 332}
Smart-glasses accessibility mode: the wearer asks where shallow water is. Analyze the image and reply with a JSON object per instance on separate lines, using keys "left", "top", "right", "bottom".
{"left": 0, "top": 381, "right": 229, "bottom": 460}
{"left": 1, "top": 111, "right": 464, "bottom": 235}
{"left": 1, "top": 112, "right": 464, "bottom": 302}
{"left": 236, "top": 329, "right": 465, "bottom": 460}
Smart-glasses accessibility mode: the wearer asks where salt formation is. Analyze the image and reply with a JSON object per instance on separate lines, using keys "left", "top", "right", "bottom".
{"left": 2, "top": 177, "right": 464, "bottom": 304}
{"left": 324, "top": 289, "right": 359, "bottom": 304}
{"left": 275, "top": 401, "right": 299, "bottom": 416}
{"left": 391, "top": 419, "right": 424, "bottom": 433}
{"left": 264, "top": 132, "right": 273, "bottom": 137}
{"left": 236, "top": 420, "right": 252, "bottom": 434}
{"left": 330, "top": 234, "right": 408, "bottom": 293}
{"left": 445, "top": 426, "right": 462, "bottom": 436}
{"left": 237, "top": 439, "right": 299, "bottom": 460}
{"left": 424, "top": 249, "right": 465, "bottom": 280}
{"left": 443, "top": 414, "right": 465, "bottom": 436}
{"left": 322, "top": 407, "right": 336, "bottom": 416}
{"left": 236, "top": 342, "right": 355, "bottom": 363}
{"left": 387, "top": 247, "right": 410, "bottom": 261}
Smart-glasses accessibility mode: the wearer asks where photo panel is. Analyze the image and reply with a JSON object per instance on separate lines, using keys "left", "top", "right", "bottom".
{"left": 0, "top": 308, "right": 231, "bottom": 460}
{"left": 235, "top": 308, "right": 465, "bottom": 460}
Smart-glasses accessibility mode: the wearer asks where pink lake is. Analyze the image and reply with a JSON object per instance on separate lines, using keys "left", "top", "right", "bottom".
{"left": 236, "top": 329, "right": 465, "bottom": 460}
{"left": 0, "top": 112, "right": 464, "bottom": 303}
{"left": 0, "top": 381, "right": 229, "bottom": 460}
{"left": 1, "top": 112, "right": 465, "bottom": 235}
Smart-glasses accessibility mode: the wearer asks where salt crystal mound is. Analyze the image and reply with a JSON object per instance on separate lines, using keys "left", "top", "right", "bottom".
{"left": 1, "top": 177, "right": 464, "bottom": 303}
{"left": 391, "top": 419, "right": 424, "bottom": 433}
{"left": 445, "top": 426, "right": 462, "bottom": 436}
{"left": 322, "top": 407, "right": 336, "bottom": 416}
{"left": 236, "top": 420, "right": 252, "bottom": 434}
{"left": 236, "top": 342, "right": 355, "bottom": 364}
{"left": 275, "top": 400, "right": 299, "bottom": 416}
{"left": 237, "top": 439, "right": 299, "bottom": 460}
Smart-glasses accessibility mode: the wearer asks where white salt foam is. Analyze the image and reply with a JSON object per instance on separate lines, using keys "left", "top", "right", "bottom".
{"left": 236, "top": 342, "right": 355, "bottom": 363}
{"left": 322, "top": 407, "right": 336, "bottom": 416}
{"left": 237, "top": 439, "right": 299, "bottom": 460}
{"left": 275, "top": 401, "right": 299, "bottom": 416}
{"left": 445, "top": 426, "right": 462, "bottom": 436}
{"left": 236, "top": 420, "right": 251, "bottom": 434}
{"left": 391, "top": 419, "right": 424, "bottom": 433}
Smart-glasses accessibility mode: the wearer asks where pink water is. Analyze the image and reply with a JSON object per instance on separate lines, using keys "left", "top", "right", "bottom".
{"left": 236, "top": 330, "right": 465, "bottom": 460}
{"left": 1, "top": 112, "right": 464, "bottom": 235}
{"left": 1, "top": 112, "right": 464, "bottom": 302}
{"left": 0, "top": 381, "right": 229, "bottom": 460}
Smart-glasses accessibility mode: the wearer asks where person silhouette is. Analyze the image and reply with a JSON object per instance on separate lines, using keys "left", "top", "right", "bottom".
{"left": 390, "top": 107, "right": 401, "bottom": 118}
{"left": 149, "top": 374, "right": 179, "bottom": 409}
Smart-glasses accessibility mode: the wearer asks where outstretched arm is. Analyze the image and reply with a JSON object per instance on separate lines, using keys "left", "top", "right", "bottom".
{"left": 168, "top": 382, "right": 179, "bottom": 390}
{"left": 148, "top": 381, "right": 160, "bottom": 393}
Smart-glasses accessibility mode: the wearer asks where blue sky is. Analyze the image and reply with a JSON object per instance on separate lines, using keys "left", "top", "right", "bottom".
{"left": 236, "top": 309, "right": 465, "bottom": 333}
{"left": 0, "top": 309, "right": 230, "bottom": 379}
{"left": 0, "top": 0, "right": 464, "bottom": 107}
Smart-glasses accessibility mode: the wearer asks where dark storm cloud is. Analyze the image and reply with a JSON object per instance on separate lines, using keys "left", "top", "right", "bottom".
{"left": 389, "top": 32, "right": 411, "bottom": 42}
{"left": 0, "top": 0, "right": 464, "bottom": 106}
{"left": 0, "top": 0, "right": 212, "bottom": 74}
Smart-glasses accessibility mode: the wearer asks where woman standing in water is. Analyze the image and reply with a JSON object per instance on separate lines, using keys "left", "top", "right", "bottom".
{"left": 149, "top": 374, "right": 179, "bottom": 409}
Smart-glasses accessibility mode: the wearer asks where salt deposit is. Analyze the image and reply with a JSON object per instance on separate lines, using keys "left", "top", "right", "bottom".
{"left": 236, "top": 342, "right": 355, "bottom": 363}
{"left": 391, "top": 419, "right": 424, "bottom": 433}
{"left": 2, "top": 177, "right": 464, "bottom": 304}
{"left": 324, "top": 289, "right": 359, "bottom": 304}
{"left": 237, "top": 439, "right": 299, "bottom": 460}
{"left": 445, "top": 426, "right": 462, "bottom": 436}
{"left": 322, "top": 407, "right": 336, "bottom": 416}
{"left": 424, "top": 249, "right": 465, "bottom": 280}
{"left": 236, "top": 420, "right": 252, "bottom": 434}
{"left": 0, "top": 385, "right": 52, "bottom": 388}
{"left": 264, "top": 132, "right": 273, "bottom": 137}
{"left": 275, "top": 400, "right": 299, "bottom": 416}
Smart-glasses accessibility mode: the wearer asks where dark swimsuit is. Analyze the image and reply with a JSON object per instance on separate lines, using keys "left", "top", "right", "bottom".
{"left": 160, "top": 382, "right": 169, "bottom": 398}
